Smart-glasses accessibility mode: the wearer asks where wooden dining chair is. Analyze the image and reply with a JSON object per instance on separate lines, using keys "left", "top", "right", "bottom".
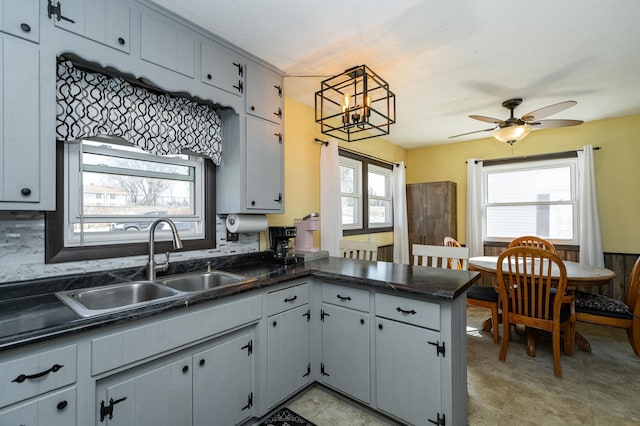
{"left": 496, "top": 246, "right": 575, "bottom": 378}
{"left": 412, "top": 244, "right": 468, "bottom": 270}
{"left": 339, "top": 240, "right": 378, "bottom": 261}
{"left": 508, "top": 235, "right": 557, "bottom": 254}
{"left": 574, "top": 256, "right": 640, "bottom": 357}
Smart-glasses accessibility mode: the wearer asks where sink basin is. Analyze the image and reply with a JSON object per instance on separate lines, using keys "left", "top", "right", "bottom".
{"left": 159, "top": 271, "right": 255, "bottom": 293}
{"left": 56, "top": 281, "right": 182, "bottom": 317}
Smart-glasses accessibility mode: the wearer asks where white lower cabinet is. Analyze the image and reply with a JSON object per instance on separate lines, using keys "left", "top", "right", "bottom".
{"left": 320, "top": 303, "right": 370, "bottom": 404}
{"left": 375, "top": 317, "right": 442, "bottom": 426}
{"left": 0, "top": 387, "right": 76, "bottom": 426}
{"left": 267, "top": 284, "right": 311, "bottom": 408}
{"left": 95, "top": 331, "right": 254, "bottom": 426}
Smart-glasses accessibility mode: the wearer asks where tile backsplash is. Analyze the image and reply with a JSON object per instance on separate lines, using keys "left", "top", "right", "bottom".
{"left": 0, "top": 211, "right": 259, "bottom": 284}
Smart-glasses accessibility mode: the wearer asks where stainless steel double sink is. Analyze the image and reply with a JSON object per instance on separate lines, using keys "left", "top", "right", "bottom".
{"left": 56, "top": 270, "right": 255, "bottom": 317}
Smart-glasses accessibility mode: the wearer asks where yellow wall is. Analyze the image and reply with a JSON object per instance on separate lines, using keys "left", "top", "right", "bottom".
{"left": 406, "top": 114, "right": 640, "bottom": 254}
{"left": 265, "top": 97, "right": 408, "bottom": 249}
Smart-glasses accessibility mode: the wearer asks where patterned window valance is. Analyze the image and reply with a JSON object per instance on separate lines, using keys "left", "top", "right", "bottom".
{"left": 56, "top": 60, "right": 223, "bottom": 165}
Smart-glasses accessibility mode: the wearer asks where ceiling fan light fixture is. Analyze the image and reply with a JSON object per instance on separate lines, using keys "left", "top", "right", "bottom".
{"left": 315, "top": 65, "right": 396, "bottom": 142}
{"left": 492, "top": 124, "right": 532, "bottom": 145}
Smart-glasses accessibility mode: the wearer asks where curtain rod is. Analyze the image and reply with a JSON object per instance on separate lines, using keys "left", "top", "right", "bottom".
{"left": 313, "top": 139, "right": 401, "bottom": 167}
{"left": 467, "top": 146, "right": 601, "bottom": 165}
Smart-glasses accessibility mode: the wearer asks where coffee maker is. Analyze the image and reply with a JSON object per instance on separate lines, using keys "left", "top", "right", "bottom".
{"left": 269, "top": 226, "right": 298, "bottom": 265}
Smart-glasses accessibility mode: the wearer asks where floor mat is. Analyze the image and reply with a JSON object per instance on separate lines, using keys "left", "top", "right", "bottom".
{"left": 259, "top": 407, "right": 317, "bottom": 426}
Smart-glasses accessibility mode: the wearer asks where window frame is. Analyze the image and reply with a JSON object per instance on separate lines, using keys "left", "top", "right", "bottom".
{"left": 482, "top": 156, "right": 579, "bottom": 245}
{"left": 45, "top": 142, "right": 217, "bottom": 264}
{"left": 339, "top": 149, "right": 393, "bottom": 236}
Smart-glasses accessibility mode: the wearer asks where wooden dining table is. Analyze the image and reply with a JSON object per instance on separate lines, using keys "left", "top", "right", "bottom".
{"left": 468, "top": 256, "right": 616, "bottom": 355}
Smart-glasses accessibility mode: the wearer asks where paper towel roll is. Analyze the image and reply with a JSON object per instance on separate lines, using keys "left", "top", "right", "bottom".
{"left": 226, "top": 214, "right": 268, "bottom": 233}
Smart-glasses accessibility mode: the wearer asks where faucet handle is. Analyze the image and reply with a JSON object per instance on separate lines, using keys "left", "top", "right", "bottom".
{"left": 155, "top": 252, "right": 170, "bottom": 273}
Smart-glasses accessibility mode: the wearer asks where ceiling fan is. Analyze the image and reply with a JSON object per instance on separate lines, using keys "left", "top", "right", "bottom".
{"left": 449, "top": 98, "right": 584, "bottom": 145}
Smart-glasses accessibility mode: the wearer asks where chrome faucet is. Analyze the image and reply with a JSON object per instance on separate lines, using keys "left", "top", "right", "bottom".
{"left": 147, "top": 218, "right": 184, "bottom": 280}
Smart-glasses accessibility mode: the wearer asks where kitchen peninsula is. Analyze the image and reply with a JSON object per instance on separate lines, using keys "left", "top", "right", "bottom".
{"left": 0, "top": 254, "right": 478, "bottom": 426}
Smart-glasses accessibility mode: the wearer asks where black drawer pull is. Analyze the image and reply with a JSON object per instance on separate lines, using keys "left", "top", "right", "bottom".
{"left": 182, "top": 365, "right": 189, "bottom": 373}
{"left": 118, "top": 37, "right": 125, "bottom": 45}
{"left": 21, "top": 23, "right": 31, "bottom": 33}
{"left": 396, "top": 307, "right": 417, "bottom": 315}
{"left": 57, "top": 400, "right": 68, "bottom": 410}
{"left": 284, "top": 295, "right": 297, "bottom": 303}
{"left": 378, "top": 323, "right": 383, "bottom": 330}
{"left": 207, "top": 73, "right": 212, "bottom": 80}
{"left": 336, "top": 294, "right": 352, "bottom": 302}
{"left": 199, "top": 359, "right": 205, "bottom": 367}
{"left": 12, "top": 364, "right": 63, "bottom": 383}
{"left": 21, "top": 188, "right": 31, "bottom": 196}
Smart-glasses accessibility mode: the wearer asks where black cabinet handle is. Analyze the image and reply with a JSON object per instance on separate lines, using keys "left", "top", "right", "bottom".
{"left": 182, "top": 365, "right": 189, "bottom": 373}
{"left": 233, "top": 80, "right": 243, "bottom": 93}
{"left": 251, "top": 200, "right": 255, "bottom": 206}
{"left": 378, "top": 323, "right": 383, "bottom": 330}
{"left": 274, "top": 193, "right": 283, "bottom": 203}
{"left": 207, "top": 73, "right": 212, "bottom": 80}
{"left": 396, "top": 307, "right": 417, "bottom": 315}
{"left": 12, "top": 364, "right": 63, "bottom": 383}
{"left": 233, "top": 62, "right": 243, "bottom": 77}
{"left": 57, "top": 400, "right": 68, "bottom": 410}
{"left": 272, "top": 320, "right": 277, "bottom": 327}
{"left": 274, "top": 132, "right": 282, "bottom": 143}
{"left": 336, "top": 294, "right": 352, "bottom": 302}
{"left": 199, "top": 359, "right": 205, "bottom": 367}
{"left": 21, "top": 23, "right": 31, "bottom": 33}
{"left": 360, "top": 318, "right": 365, "bottom": 325}
{"left": 250, "top": 105, "right": 255, "bottom": 111}
{"left": 21, "top": 188, "right": 31, "bottom": 196}
{"left": 273, "top": 108, "right": 282, "bottom": 119}
{"left": 284, "top": 295, "right": 297, "bottom": 303}
{"left": 118, "top": 37, "right": 125, "bottom": 45}
{"left": 274, "top": 85, "right": 282, "bottom": 97}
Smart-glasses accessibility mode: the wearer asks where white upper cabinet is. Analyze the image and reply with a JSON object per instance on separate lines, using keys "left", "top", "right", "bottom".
{"left": 0, "top": 0, "right": 39, "bottom": 43}
{"left": 50, "top": 0, "right": 130, "bottom": 53}
{"left": 201, "top": 42, "right": 244, "bottom": 97}
{"left": 245, "top": 63, "right": 283, "bottom": 123}
{"left": 140, "top": 13, "right": 194, "bottom": 78}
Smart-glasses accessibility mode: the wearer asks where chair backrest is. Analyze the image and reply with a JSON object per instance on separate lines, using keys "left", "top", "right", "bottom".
{"left": 508, "top": 235, "right": 557, "bottom": 254}
{"left": 496, "top": 246, "right": 567, "bottom": 321}
{"left": 412, "top": 244, "right": 469, "bottom": 270}
{"left": 443, "top": 237, "right": 463, "bottom": 269}
{"left": 625, "top": 256, "right": 640, "bottom": 309}
{"left": 339, "top": 240, "right": 378, "bottom": 261}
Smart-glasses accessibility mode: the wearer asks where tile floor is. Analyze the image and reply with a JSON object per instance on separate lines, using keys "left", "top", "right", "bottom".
{"left": 278, "top": 306, "right": 640, "bottom": 425}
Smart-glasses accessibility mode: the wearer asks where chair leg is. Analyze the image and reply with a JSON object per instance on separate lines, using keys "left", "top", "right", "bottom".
{"left": 499, "top": 317, "right": 510, "bottom": 362}
{"left": 563, "top": 320, "right": 576, "bottom": 356}
{"left": 552, "top": 326, "right": 563, "bottom": 378}
{"left": 491, "top": 305, "right": 500, "bottom": 344}
{"left": 627, "top": 327, "right": 640, "bottom": 358}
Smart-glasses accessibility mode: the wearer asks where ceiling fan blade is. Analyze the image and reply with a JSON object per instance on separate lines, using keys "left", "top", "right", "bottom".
{"left": 449, "top": 127, "right": 496, "bottom": 139}
{"left": 521, "top": 100, "right": 577, "bottom": 121}
{"left": 469, "top": 115, "right": 505, "bottom": 124}
{"left": 529, "top": 119, "right": 584, "bottom": 129}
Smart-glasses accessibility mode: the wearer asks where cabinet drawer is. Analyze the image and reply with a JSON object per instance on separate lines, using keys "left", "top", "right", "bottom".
{"left": 375, "top": 293, "right": 440, "bottom": 330}
{"left": 0, "top": 387, "right": 76, "bottom": 426}
{"left": 322, "top": 283, "right": 370, "bottom": 312}
{"left": 266, "top": 283, "right": 309, "bottom": 316}
{"left": 0, "top": 344, "right": 77, "bottom": 408}
{"left": 92, "top": 295, "right": 262, "bottom": 375}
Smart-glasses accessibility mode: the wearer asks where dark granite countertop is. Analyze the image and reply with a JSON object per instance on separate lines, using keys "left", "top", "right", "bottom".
{"left": 0, "top": 253, "right": 479, "bottom": 351}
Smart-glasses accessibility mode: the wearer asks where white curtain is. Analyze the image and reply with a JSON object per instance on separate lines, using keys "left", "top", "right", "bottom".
{"left": 392, "top": 162, "right": 409, "bottom": 264}
{"left": 577, "top": 145, "right": 604, "bottom": 266}
{"left": 466, "top": 159, "right": 484, "bottom": 257}
{"left": 320, "top": 140, "right": 341, "bottom": 256}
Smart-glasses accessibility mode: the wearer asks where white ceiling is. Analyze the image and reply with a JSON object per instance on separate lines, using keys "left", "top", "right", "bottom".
{"left": 150, "top": 0, "right": 640, "bottom": 149}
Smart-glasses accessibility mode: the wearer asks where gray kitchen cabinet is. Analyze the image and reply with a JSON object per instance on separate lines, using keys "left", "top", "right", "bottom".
{"left": 193, "top": 332, "right": 254, "bottom": 426}
{"left": 319, "top": 283, "right": 370, "bottom": 404}
{"left": 245, "top": 63, "right": 283, "bottom": 124}
{"left": 0, "top": 34, "right": 41, "bottom": 206}
{"left": 374, "top": 292, "right": 449, "bottom": 426}
{"left": 96, "top": 355, "right": 193, "bottom": 426}
{"left": 0, "top": 0, "right": 39, "bottom": 43}
{"left": 140, "top": 12, "right": 194, "bottom": 78}
{"left": 266, "top": 283, "right": 311, "bottom": 408}
{"left": 246, "top": 115, "right": 284, "bottom": 212}
{"left": 201, "top": 41, "right": 244, "bottom": 97}
{"left": 0, "top": 387, "right": 76, "bottom": 426}
{"left": 50, "top": 0, "right": 130, "bottom": 53}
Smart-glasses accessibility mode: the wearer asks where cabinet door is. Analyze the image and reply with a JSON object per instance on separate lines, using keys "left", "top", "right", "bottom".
{"left": 245, "top": 63, "right": 282, "bottom": 123}
{"left": 267, "top": 304, "right": 311, "bottom": 408}
{"left": 0, "top": 387, "right": 75, "bottom": 426}
{"left": 0, "top": 0, "right": 39, "bottom": 43}
{"left": 375, "top": 317, "right": 442, "bottom": 426}
{"left": 320, "top": 303, "right": 370, "bottom": 403}
{"left": 201, "top": 42, "right": 244, "bottom": 96}
{"left": 97, "top": 356, "right": 193, "bottom": 426}
{"left": 140, "top": 13, "right": 195, "bottom": 78}
{"left": 246, "top": 115, "right": 283, "bottom": 212}
{"left": 0, "top": 36, "right": 40, "bottom": 203}
{"left": 193, "top": 333, "right": 253, "bottom": 426}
